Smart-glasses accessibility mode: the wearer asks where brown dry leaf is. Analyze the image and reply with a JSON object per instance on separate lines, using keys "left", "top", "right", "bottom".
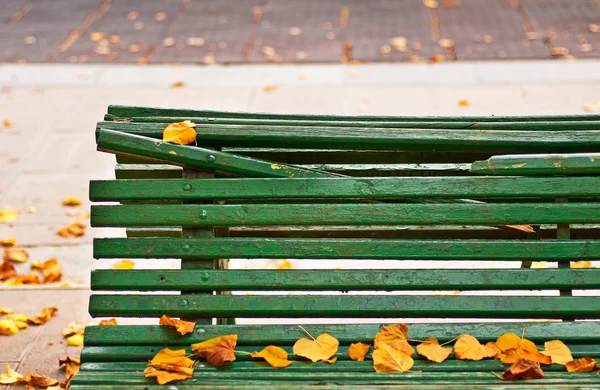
{"left": 565, "top": 357, "right": 598, "bottom": 373}
{"left": 111, "top": 260, "right": 135, "bottom": 270}
{"left": 3, "top": 118, "right": 13, "bottom": 128}
{"left": 348, "top": 342, "right": 370, "bottom": 361}
{"left": 144, "top": 366, "right": 191, "bottom": 385}
{"left": 0, "top": 260, "right": 17, "bottom": 281}
{"left": 507, "top": 225, "right": 535, "bottom": 233}
{"left": 62, "top": 196, "right": 82, "bottom": 206}
{"left": 159, "top": 315, "right": 196, "bottom": 336}
{"left": 191, "top": 334, "right": 237, "bottom": 367}
{"left": 149, "top": 348, "right": 195, "bottom": 374}
{"left": 0, "top": 319, "right": 19, "bottom": 335}
{"left": 374, "top": 324, "right": 414, "bottom": 356}
{"left": 251, "top": 345, "right": 293, "bottom": 368}
{"left": 98, "top": 318, "right": 118, "bottom": 326}
{"left": 63, "top": 322, "right": 85, "bottom": 337}
{"left": 373, "top": 343, "right": 414, "bottom": 373}
{"left": 0, "top": 307, "right": 12, "bottom": 315}
{"left": 67, "top": 334, "right": 84, "bottom": 346}
{"left": 542, "top": 340, "right": 573, "bottom": 365}
{"left": 501, "top": 357, "right": 544, "bottom": 380}
{"left": 454, "top": 334, "right": 498, "bottom": 361}
{"left": 3, "top": 247, "right": 29, "bottom": 263}
{"left": 496, "top": 333, "right": 547, "bottom": 364}
{"left": 264, "top": 85, "right": 278, "bottom": 92}
{"left": 163, "top": 121, "right": 197, "bottom": 145}
{"left": 3, "top": 273, "right": 41, "bottom": 286}
{"left": 0, "top": 362, "right": 23, "bottom": 384}
{"left": 293, "top": 330, "right": 339, "bottom": 363}
{"left": 0, "top": 206, "right": 20, "bottom": 223}
{"left": 28, "top": 307, "right": 58, "bottom": 325}
{"left": 457, "top": 99, "right": 470, "bottom": 107}
{"left": 416, "top": 337, "right": 452, "bottom": 363}
{"left": 31, "top": 258, "right": 62, "bottom": 283}
{"left": 0, "top": 238, "right": 16, "bottom": 246}
{"left": 22, "top": 373, "right": 59, "bottom": 387}
{"left": 58, "top": 356, "right": 81, "bottom": 381}
{"left": 171, "top": 81, "right": 185, "bottom": 88}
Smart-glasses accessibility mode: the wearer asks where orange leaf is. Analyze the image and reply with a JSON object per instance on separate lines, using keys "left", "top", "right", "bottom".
{"left": 0, "top": 237, "right": 16, "bottom": 246}
{"left": 27, "top": 307, "right": 58, "bottom": 325}
{"left": 62, "top": 196, "right": 82, "bottom": 206}
{"left": 542, "top": 340, "right": 573, "bottom": 365}
{"left": 30, "top": 258, "right": 62, "bottom": 283}
{"left": 251, "top": 346, "right": 293, "bottom": 368}
{"left": 0, "top": 320, "right": 19, "bottom": 335}
{"left": 163, "top": 121, "right": 197, "bottom": 145}
{"left": 501, "top": 357, "right": 544, "bottom": 380}
{"left": 416, "top": 337, "right": 452, "bottom": 363}
{"left": 3, "top": 273, "right": 40, "bottom": 286}
{"left": 348, "top": 342, "right": 370, "bottom": 361}
{"left": 3, "top": 247, "right": 29, "bottom": 263}
{"left": 191, "top": 334, "right": 237, "bottom": 367}
{"left": 144, "top": 366, "right": 192, "bottom": 385}
{"left": 293, "top": 332, "right": 339, "bottom": 363}
{"left": 496, "top": 333, "right": 546, "bottom": 364}
{"left": 507, "top": 225, "right": 535, "bottom": 233}
{"left": 374, "top": 324, "right": 414, "bottom": 356}
{"left": 98, "top": 318, "right": 118, "bottom": 326}
{"left": 0, "top": 260, "right": 17, "bottom": 281}
{"left": 454, "top": 334, "right": 497, "bottom": 361}
{"left": 0, "top": 362, "right": 23, "bottom": 384}
{"left": 59, "top": 356, "right": 81, "bottom": 381}
{"left": 111, "top": 260, "right": 134, "bottom": 270}
{"left": 159, "top": 315, "right": 195, "bottom": 336}
{"left": 373, "top": 343, "right": 414, "bottom": 372}
{"left": 571, "top": 261, "right": 591, "bottom": 268}
{"left": 565, "top": 357, "right": 598, "bottom": 373}
{"left": 457, "top": 99, "right": 470, "bottom": 107}
{"left": 149, "top": 348, "right": 195, "bottom": 374}
{"left": 63, "top": 322, "right": 85, "bottom": 337}
{"left": 22, "top": 373, "right": 59, "bottom": 387}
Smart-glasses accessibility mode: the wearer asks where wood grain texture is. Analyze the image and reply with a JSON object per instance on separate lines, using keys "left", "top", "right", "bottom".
{"left": 472, "top": 153, "right": 600, "bottom": 175}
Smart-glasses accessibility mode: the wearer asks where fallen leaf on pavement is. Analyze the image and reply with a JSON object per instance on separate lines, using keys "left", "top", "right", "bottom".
{"left": 416, "top": 337, "right": 452, "bottom": 362}
{"left": 58, "top": 356, "right": 81, "bottom": 381}
{"left": 251, "top": 345, "right": 293, "bottom": 368}
{"left": 163, "top": 121, "right": 197, "bottom": 145}
{"left": 0, "top": 319, "right": 19, "bottom": 335}
{"left": 3, "top": 247, "right": 29, "bottom": 263}
{"left": 31, "top": 258, "right": 62, "bottom": 283}
{"left": 159, "top": 315, "right": 195, "bottom": 335}
{"left": 28, "top": 307, "right": 58, "bottom": 325}
{"left": 68, "top": 334, "right": 84, "bottom": 346}
{"left": 57, "top": 221, "right": 86, "bottom": 238}
{"left": 0, "top": 260, "right": 17, "bottom": 281}
{"left": 0, "top": 362, "right": 23, "bottom": 384}
{"left": 63, "top": 322, "right": 85, "bottom": 337}
{"left": 373, "top": 343, "right": 414, "bottom": 372}
{"left": 26, "top": 206, "right": 36, "bottom": 213}
{"left": 98, "top": 318, "right": 118, "bottom": 326}
{"left": 0, "top": 238, "right": 16, "bottom": 246}
{"left": 263, "top": 85, "right": 278, "bottom": 92}
{"left": 457, "top": 99, "right": 470, "bottom": 107}
{"left": 542, "top": 340, "right": 573, "bottom": 365}
{"left": 565, "top": 357, "right": 598, "bottom": 372}
{"left": 0, "top": 307, "right": 12, "bottom": 315}
{"left": 22, "top": 373, "right": 59, "bottom": 387}
{"left": 374, "top": 324, "right": 414, "bottom": 356}
{"left": 192, "top": 334, "right": 238, "bottom": 367}
{"left": 348, "top": 342, "right": 370, "bottom": 361}
{"left": 293, "top": 327, "right": 339, "bottom": 363}
{"left": 454, "top": 334, "right": 498, "bottom": 360}
{"left": 3, "top": 118, "right": 13, "bottom": 128}
{"left": 111, "top": 260, "right": 135, "bottom": 269}
{"left": 170, "top": 81, "right": 185, "bottom": 88}
{"left": 3, "top": 272, "right": 41, "bottom": 286}
{"left": 62, "top": 196, "right": 82, "bottom": 206}
{"left": 144, "top": 366, "right": 191, "bottom": 385}
{"left": 501, "top": 357, "right": 544, "bottom": 380}
{"left": 7, "top": 314, "right": 30, "bottom": 329}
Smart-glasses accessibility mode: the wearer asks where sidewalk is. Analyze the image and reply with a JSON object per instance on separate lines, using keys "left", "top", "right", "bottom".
{"left": 1, "top": 60, "right": 600, "bottom": 386}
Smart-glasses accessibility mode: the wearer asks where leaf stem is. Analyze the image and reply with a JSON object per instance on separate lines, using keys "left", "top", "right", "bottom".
{"left": 234, "top": 350, "right": 253, "bottom": 355}
{"left": 491, "top": 372, "right": 502, "bottom": 380}
{"left": 298, "top": 325, "right": 315, "bottom": 340}
{"left": 407, "top": 338, "right": 426, "bottom": 343}
{"left": 440, "top": 336, "right": 460, "bottom": 346}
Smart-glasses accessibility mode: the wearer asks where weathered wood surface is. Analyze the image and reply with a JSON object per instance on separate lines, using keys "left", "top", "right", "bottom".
{"left": 472, "top": 153, "right": 600, "bottom": 175}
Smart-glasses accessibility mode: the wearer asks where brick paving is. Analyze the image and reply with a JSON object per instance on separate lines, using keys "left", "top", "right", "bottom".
{"left": 0, "top": 0, "right": 599, "bottom": 64}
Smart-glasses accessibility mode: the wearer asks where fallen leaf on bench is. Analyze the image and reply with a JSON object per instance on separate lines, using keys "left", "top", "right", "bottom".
{"left": 348, "top": 342, "right": 370, "bottom": 361}
{"left": 3, "top": 247, "right": 29, "bottom": 263}
{"left": 111, "top": 260, "right": 135, "bottom": 269}
{"left": 373, "top": 343, "right": 414, "bottom": 372}
{"left": 28, "top": 307, "right": 58, "bottom": 325}
{"left": 98, "top": 318, "right": 118, "bottom": 326}
{"left": 251, "top": 345, "right": 293, "bottom": 368}
{"left": 0, "top": 205, "right": 20, "bottom": 223}
{"left": 542, "top": 340, "right": 572, "bottom": 365}
{"left": 0, "top": 237, "right": 16, "bottom": 246}
{"left": 159, "top": 315, "right": 196, "bottom": 335}
{"left": 0, "top": 260, "right": 17, "bottom": 281}
{"left": 62, "top": 196, "right": 82, "bottom": 206}
{"left": 501, "top": 357, "right": 544, "bottom": 380}
{"left": 163, "top": 121, "right": 197, "bottom": 145}
{"left": 0, "top": 363, "right": 23, "bottom": 384}
{"left": 496, "top": 333, "right": 550, "bottom": 364}
{"left": 293, "top": 329, "right": 339, "bottom": 363}
{"left": 0, "top": 307, "right": 12, "bottom": 315}
{"left": 192, "top": 334, "right": 237, "bottom": 367}
{"left": 454, "top": 334, "right": 498, "bottom": 360}
{"left": 374, "top": 324, "right": 414, "bottom": 356}
{"left": 416, "top": 337, "right": 452, "bottom": 363}
{"left": 144, "top": 366, "right": 192, "bottom": 385}
{"left": 62, "top": 322, "right": 85, "bottom": 337}
{"left": 58, "top": 356, "right": 81, "bottom": 381}
{"left": 149, "top": 348, "right": 195, "bottom": 374}
{"left": 21, "top": 373, "right": 59, "bottom": 387}
{"left": 30, "top": 258, "right": 62, "bottom": 283}
{"left": 565, "top": 357, "right": 598, "bottom": 372}
{"left": 67, "top": 334, "right": 84, "bottom": 346}
{"left": 0, "top": 319, "right": 19, "bottom": 335}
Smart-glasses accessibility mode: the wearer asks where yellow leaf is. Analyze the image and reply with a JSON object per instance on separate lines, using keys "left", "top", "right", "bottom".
{"left": 542, "top": 340, "right": 573, "bottom": 365}
{"left": 191, "top": 334, "right": 237, "bottom": 367}
{"left": 454, "top": 334, "right": 497, "bottom": 361}
{"left": 374, "top": 324, "right": 414, "bottom": 356}
{"left": 31, "top": 258, "right": 62, "bottom": 283}
{"left": 0, "top": 319, "right": 19, "bottom": 335}
{"left": 0, "top": 206, "right": 20, "bottom": 223}
{"left": 571, "top": 261, "right": 591, "bottom": 268}
{"left": 0, "top": 307, "right": 12, "bottom": 315}
{"left": 293, "top": 331, "right": 339, "bottom": 363}
{"left": 457, "top": 99, "right": 470, "bottom": 107}
{"left": 263, "top": 85, "right": 278, "bottom": 92}
{"left": 58, "top": 356, "right": 81, "bottom": 381}
{"left": 0, "top": 238, "right": 16, "bottom": 246}
{"left": 3, "top": 247, "right": 29, "bottom": 263}
{"left": 28, "top": 307, "right": 58, "bottom": 325}
{"left": 62, "top": 322, "right": 85, "bottom": 337}
{"left": 0, "top": 362, "right": 23, "bottom": 384}
{"left": 496, "top": 333, "right": 546, "bottom": 364}
{"left": 7, "top": 314, "right": 30, "bottom": 329}
{"left": 149, "top": 348, "right": 195, "bottom": 373}
{"left": 250, "top": 345, "right": 293, "bottom": 368}
{"left": 111, "top": 260, "right": 135, "bottom": 269}
{"left": 373, "top": 343, "right": 414, "bottom": 372}
{"left": 67, "top": 334, "right": 84, "bottom": 346}
{"left": 159, "top": 315, "right": 196, "bottom": 336}
{"left": 348, "top": 342, "right": 370, "bottom": 361}
{"left": 3, "top": 118, "right": 13, "bottom": 128}
{"left": 416, "top": 337, "right": 452, "bottom": 363}
{"left": 565, "top": 357, "right": 598, "bottom": 372}
{"left": 171, "top": 81, "right": 185, "bottom": 88}
{"left": 144, "top": 366, "right": 192, "bottom": 385}
{"left": 98, "top": 318, "right": 118, "bottom": 326}
{"left": 163, "top": 121, "right": 197, "bottom": 145}
{"left": 62, "top": 196, "right": 82, "bottom": 206}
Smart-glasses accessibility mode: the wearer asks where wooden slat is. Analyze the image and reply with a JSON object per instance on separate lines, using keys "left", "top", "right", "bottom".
{"left": 90, "top": 176, "right": 600, "bottom": 201}
{"left": 472, "top": 153, "right": 600, "bottom": 175}
{"left": 89, "top": 295, "right": 599, "bottom": 318}
{"left": 91, "top": 203, "right": 600, "bottom": 227}
{"left": 91, "top": 269, "right": 600, "bottom": 291}
{"left": 93, "top": 237, "right": 600, "bottom": 260}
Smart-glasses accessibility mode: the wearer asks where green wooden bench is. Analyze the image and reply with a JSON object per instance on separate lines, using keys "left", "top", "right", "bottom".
{"left": 72, "top": 105, "right": 600, "bottom": 389}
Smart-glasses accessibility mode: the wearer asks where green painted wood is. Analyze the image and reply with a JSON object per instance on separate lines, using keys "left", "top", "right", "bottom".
{"left": 83, "top": 321, "right": 600, "bottom": 346}
{"left": 91, "top": 202, "right": 600, "bottom": 227}
{"left": 299, "top": 163, "right": 471, "bottom": 175}
{"left": 90, "top": 269, "right": 600, "bottom": 291}
{"left": 106, "top": 105, "right": 600, "bottom": 123}
{"left": 93, "top": 237, "right": 600, "bottom": 260}
{"left": 89, "top": 294, "right": 599, "bottom": 318}
{"left": 96, "top": 122, "right": 600, "bottom": 152}
{"left": 471, "top": 153, "right": 600, "bottom": 175}
{"left": 96, "top": 129, "right": 330, "bottom": 178}
{"left": 89, "top": 176, "right": 600, "bottom": 201}
{"left": 114, "top": 164, "right": 182, "bottom": 179}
